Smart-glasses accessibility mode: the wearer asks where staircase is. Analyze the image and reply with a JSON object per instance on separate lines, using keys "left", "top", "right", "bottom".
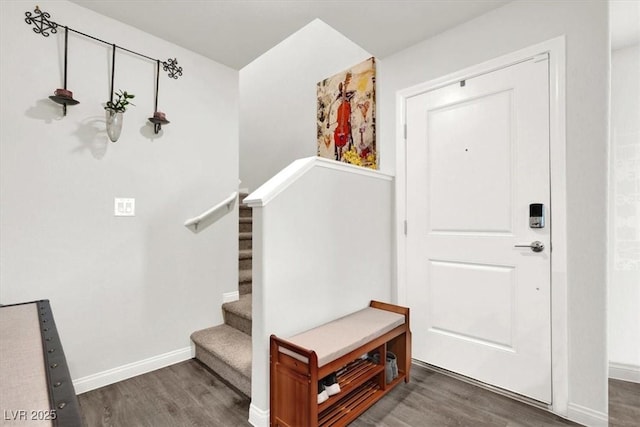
{"left": 190, "top": 194, "right": 253, "bottom": 396}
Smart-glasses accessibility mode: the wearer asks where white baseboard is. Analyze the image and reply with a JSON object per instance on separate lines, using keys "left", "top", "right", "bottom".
{"left": 73, "top": 347, "right": 192, "bottom": 394}
{"left": 223, "top": 290, "right": 240, "bottom": 303}
{"left": 248, "top": 403, "right": 269, "bottom": 427}
{"left": 567, "top": 403, "right": 608, "bottom": 427}
{"left": 609, "top": 362, "right": 640, "bottom": 383}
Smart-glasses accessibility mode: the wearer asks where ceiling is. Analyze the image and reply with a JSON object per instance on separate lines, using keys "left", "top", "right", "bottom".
{"left": 68, "top": 1, "right": 640, "bottom": 69}
{"left": 69, "top": 0, "right": 511, "bottom": 70}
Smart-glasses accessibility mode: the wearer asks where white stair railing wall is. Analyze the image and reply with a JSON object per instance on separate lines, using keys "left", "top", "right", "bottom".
{"left": 243, "top": 156, "right": 394, "bottom": 426}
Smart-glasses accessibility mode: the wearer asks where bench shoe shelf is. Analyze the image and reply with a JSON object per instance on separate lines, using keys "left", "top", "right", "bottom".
{"left": 270, "top": 301, "right": 411, "bottom": 427}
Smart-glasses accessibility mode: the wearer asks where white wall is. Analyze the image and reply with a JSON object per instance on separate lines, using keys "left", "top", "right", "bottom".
{"left": 239, "top": 19, "right": 371, "bottom": 191}
{"left": 379, "top": 0, "right": 609, "bottom": 421}
{"left": 245, "top": 158, "right": 393, "bottom": 425}
{"left": 0, "top": 0, "right": 239, "bottom": 388}
{"left": 608, "top": 43, "right": 640, "bottom": 382}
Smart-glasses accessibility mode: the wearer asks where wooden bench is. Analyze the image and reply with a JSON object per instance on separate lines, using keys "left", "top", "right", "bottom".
{"left": 270, "top": 301, "right": 411, "bottom": 426}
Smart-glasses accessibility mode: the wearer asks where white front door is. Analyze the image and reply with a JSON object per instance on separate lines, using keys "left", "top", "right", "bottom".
{"left": 406, "top": 56, "right": 551, "bottom": 403}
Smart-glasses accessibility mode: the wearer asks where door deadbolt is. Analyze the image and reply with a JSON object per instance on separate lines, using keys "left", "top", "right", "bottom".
{"left": 514, "top": 241, "right": 544, "bottom": 252}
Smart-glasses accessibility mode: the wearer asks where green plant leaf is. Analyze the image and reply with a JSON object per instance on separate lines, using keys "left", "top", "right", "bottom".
{"left": 105, "top": 89, "right": 135, "bottom": 112}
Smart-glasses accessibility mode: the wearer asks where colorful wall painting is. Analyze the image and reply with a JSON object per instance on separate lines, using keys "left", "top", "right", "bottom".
{"left": 317, "top": 57, "right": 376, "bottom": 169}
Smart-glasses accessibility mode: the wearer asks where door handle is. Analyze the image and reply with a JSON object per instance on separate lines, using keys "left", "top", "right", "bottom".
{"left": 514, "top": 241, "right": 544, "bottom": 252}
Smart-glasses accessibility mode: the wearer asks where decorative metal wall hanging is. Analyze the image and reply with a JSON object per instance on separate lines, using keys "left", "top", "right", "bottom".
{"left": 24, "top": 5, "right": 57, "bottom": 37}
{"left": 149, "top": 60, "right": 170, "bottom": 134}
{"left": 25, "top": 5, "right": 182, "bottom": 138}
{"left": 162, "top": 58, "right": 183, "bottom": 80}
{"left": 48, "top": 26, "right": 79, "bottom": 116}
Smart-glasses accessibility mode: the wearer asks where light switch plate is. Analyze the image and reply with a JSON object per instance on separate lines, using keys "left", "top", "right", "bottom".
{"left": 114, "top": 198, "right": 135, "bottom": 216}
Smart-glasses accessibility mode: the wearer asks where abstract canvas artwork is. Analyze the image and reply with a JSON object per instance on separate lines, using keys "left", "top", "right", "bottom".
{"left": 317, "top": 57, "right": 376, "bottom": 169}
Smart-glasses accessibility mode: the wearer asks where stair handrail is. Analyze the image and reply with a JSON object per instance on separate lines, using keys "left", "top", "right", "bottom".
{"left": 243, "top": 157, "right": 392, "bottom": 208}
{"left": 184, "top": 191, "right": 238, "bottom": 233}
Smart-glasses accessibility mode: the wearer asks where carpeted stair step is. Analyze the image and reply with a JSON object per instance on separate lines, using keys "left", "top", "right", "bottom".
{"left": 239, "top": 217, "right": 252, "bottom": 233}
{"left": 239, "top": 283, "right": 252, "bottom": 296}
{"left": 239, "top": 232, "right": 252, "bottom": 250}
{"left": 239, "top": 268, "right": 251, "bottom": 284}
{"left": 239, "top": 269, "right": 252, "bottom": 295}
{"left": 222, "top": 293, "right": 252, "bottom": 336}
{"left": 239, "top": 249, "right": 252, "bottom": 271}
{"left": 239, "top": 204, "right": 252, "bottom": 218}
{"left": 191, "top": 324, "right": 251, "bottom": 397}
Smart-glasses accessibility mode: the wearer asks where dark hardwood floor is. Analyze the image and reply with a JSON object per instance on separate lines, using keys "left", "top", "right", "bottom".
{"left": 350, "top": 366, "right": 577, "bottom": 427}
{"left": 79, "top": 360, "right": 250, "bottom": 427}
{"left": 78, "top": 359, "right": 640, "bottom": 426}
{"left": 609, "top": 378, "right": 640, "bottom": 427}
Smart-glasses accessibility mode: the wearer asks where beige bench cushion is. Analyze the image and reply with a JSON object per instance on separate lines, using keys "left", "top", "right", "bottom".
{"left": 0, "top": 304, "right": 53, "bottom": 427}
{"left": 282, "top": 307, "right": 405, "bottom": 367}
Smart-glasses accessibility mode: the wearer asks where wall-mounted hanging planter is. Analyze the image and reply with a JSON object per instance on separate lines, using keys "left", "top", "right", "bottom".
{"left": 102, "top": 43, "right": 134, "bottom": 143}
{"left": 104, "top": 89, "right": 135, "bottom": 143}
{"left": 105, "top": 110, "right": 124, "bottom": 143}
